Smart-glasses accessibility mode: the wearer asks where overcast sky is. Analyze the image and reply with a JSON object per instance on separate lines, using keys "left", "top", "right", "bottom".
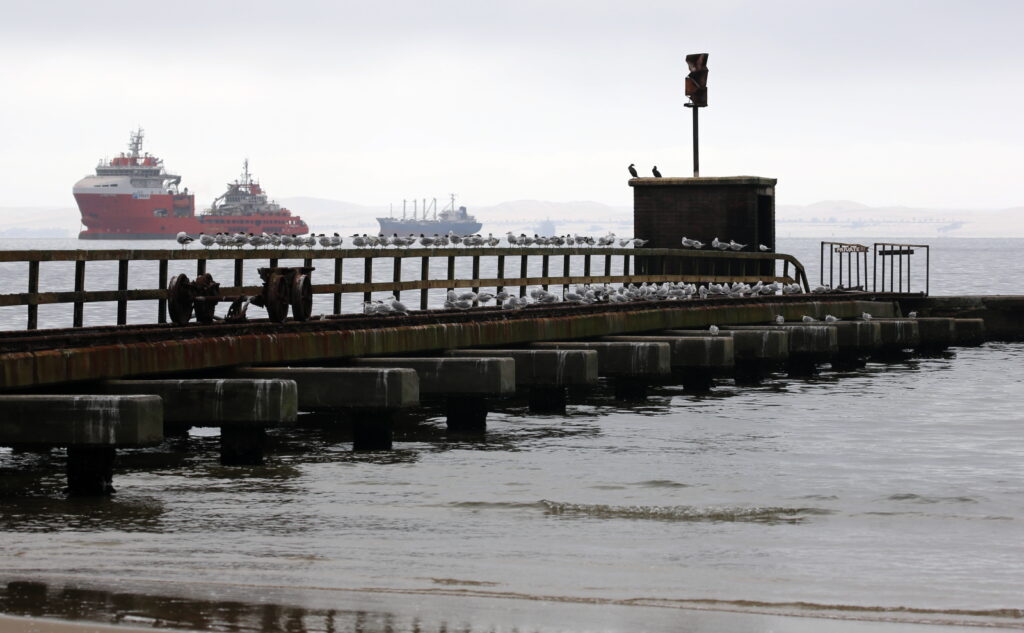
{"left": 1, "top": 0, "right": 1021, "bottom": 211}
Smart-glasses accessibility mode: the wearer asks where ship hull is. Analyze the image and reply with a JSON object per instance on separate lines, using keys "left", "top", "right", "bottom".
{"left": 76, "top": 193, "right": 308, "bottom": 239}
{"left": 377, "top": 218, "right": 483, "bottom": 236}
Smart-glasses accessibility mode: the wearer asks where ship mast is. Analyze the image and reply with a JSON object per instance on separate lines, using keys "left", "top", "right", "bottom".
{"left": 241, "top": 158, "right": 252, "bottom": 186}
{"left": 128, "top": 128, "right": 144, "bottom": 159}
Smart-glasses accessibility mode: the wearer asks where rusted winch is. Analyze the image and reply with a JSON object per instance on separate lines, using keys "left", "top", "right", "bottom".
{"left": 166, "top": 266, "right": 314, "bottom": 326}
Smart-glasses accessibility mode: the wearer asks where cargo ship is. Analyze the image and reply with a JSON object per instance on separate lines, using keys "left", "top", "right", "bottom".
{"left": 377, "top": 194, "right": 482, "bottom": 236}
{"left": 75, "top": 129, "right": 308, "bottom": 239}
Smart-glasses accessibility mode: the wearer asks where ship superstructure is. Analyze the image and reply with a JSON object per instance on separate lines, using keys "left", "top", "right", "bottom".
{"left": 377, "top": 194, "right": 482, "bottom": 236}
{"left": 74, "top": 129, "right": 308, "bottom": 239}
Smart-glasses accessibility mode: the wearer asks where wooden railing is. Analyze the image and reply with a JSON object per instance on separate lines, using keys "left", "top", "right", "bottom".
{"left": 0, "top": 247, "right": 809, "bottom": 330}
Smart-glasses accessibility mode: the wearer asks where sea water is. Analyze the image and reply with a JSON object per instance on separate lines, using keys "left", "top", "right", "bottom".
{"left": 0, "top": 237, "right": 1021, "bottom": 631}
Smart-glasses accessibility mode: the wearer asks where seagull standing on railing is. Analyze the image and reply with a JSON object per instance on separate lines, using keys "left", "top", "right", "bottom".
{"left": 176, "top": 231, "right": 193, "bottom": 249}
{"left": 199, "top": 233, "right": 215, "bottom": 249}
{"left": 759, "top": 244, "right": 771, "bottom": 252}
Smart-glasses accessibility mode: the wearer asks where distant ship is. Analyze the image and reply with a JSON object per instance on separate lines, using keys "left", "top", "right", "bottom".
{"left": 74, "top": 129, "right": 309, "bottom": 239}
{"left": 377, "top": 194, "right": 482, "bottom": 236}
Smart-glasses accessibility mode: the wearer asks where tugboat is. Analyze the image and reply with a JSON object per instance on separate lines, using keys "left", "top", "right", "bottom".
{"left": 377, "top": 194, "right": 482, "bottom": 236}
{"left": 74, "top": 128, "right": 308, "bottom": 239}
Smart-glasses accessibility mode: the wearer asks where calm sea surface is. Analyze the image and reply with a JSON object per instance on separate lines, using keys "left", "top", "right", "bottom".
{"left": 0, "top": 237, "right": 1022, "bottom": 631}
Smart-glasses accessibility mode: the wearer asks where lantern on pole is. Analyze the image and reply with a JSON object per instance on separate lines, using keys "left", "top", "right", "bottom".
{"left": 684, "top": 53, "right": 709, "bottom": 177}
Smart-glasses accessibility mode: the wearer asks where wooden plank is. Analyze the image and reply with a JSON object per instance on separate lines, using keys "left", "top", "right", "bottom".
{"left": 156, "top": 260, "right": 167, "bottom": 325}
{"left": 0, "top": 245, "right": 808, "bottom": 264}
{"left": 116, "top": 259, "right": 129, "bottom": 325}
{"left": 27, "top": 261, "right": 39, "bottom": 330}
{"left": 74, "top": 260, "right": 86, "bottom": 327}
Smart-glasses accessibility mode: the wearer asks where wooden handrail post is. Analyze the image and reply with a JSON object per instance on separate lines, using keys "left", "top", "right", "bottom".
{"left": 471, "top": 256, "right": 481, "bottom": 296}
{"left": 27, "top": 261, "right": 39, "bottom": 330}
{"left": 74, "top": 260, "right": 87, "bottom": 327}
{"left": 196, "top": 259, "right": 206, "bottom": 276}
{"left": 541, "top": 255, "right": 549, "bottom": 291}
{"left": 156, "top": 259, "right": 167, "bottom": 324}
{"left": 333, "top": 258, "right": 343, "bottom": 314}
{"left": 116, "top": 259, "right": 129, "bottom": 325}
{"left": 393, "top": 257, "right": 402, "bottom": 300}
{"left": 363, "top": 257, "right": 373, "bottom": 303}
{"left": 496, "top": 255, "right": 505, "bottom": 294}
{"left": 234, "top": 259, "right": 244, "bottom": 287}
{"left": 420, "top": 256, "right": 429, "bottom": 310}
{"left": 446, "top": 256, "right": 456, "bottom": 292}
{"left": 519, "top": 254, "right": 528, "bottom": 297}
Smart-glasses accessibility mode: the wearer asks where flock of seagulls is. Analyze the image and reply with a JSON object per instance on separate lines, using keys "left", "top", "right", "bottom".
{"left": 175, "top": 230, "right": 650, "bottom": 250}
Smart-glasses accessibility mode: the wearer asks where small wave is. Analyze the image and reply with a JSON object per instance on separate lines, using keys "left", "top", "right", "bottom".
{"left": 886, "top": 493, "right": 980, "bottom": 504}
{"left": 539, "top": 500, "right": 829, "bottom": 523}
{"left": 634, "top": 479, "right": 691, "bottom": 488}
{"left": 448, "top": 501, "right": 545, "bottom": 510}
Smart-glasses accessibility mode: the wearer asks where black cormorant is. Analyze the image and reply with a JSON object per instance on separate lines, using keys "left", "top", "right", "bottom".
{"left": 652, "top": 166, "right": 662, "bottom": 178}
{"left": 628, "top": 163, "right": 638, "bottom": 178}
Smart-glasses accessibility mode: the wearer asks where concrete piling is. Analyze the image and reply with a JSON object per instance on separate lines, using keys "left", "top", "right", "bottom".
{"left": 229, "top": 367, "right": 420, "bottom": 450}
{"left": 445, "top": 349, "right": 598, "bottom": 413}
{"left": 599, "top": 335, "right": 733, "bottom": 391}
{"left": 529, "top": 341, "right": 671, "bottom": 399}
{"left": 952, "top": 318, "right": 986, "bottom": 346}
{"left": 661, "top": 329, "right": 789, "bottom": 381}
{"left": 724, "top": 325, "right": 839, "bottom": 375}
{"left": 349, "top": 357, "right": 516, "bottom": 432}
{"left": 97, "top": 379, "right": 297, "bottom": 466}
{"left": 913, "top": 317, "right": 956, "bottom": 351}
{"left": 0, "top": 395, "right": 163, "bottom": 495}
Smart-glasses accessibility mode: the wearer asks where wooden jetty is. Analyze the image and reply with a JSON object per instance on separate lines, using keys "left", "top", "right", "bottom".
{"left": 0, "top": 245, "right": 1011, "bottom": 495}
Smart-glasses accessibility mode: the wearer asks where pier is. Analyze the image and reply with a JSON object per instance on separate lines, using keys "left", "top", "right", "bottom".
{"left": 0, "top": 243, "right": 1015, "bottom": 495}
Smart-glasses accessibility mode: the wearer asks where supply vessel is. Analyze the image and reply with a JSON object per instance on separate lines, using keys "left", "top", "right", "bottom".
{"left": 74, "top": 129, "right": 308, "bottom": 239}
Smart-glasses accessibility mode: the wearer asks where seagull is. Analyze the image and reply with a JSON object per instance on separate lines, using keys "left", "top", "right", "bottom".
{"left": 709, "top": 325, "right": 719, "bottom": 336}
{"left": 802, "top": 315, "right": 817, "bottom": 322}
{"left": 712, "top": 237, "right": 730, "bottom": 251}
{"left": 388, "top": 296, "right": 408, "bottom": 315}
{"left": 728, "top": 240, "right": 746, "bottom": 251}
{"left": 824, "top": 315, "right": 839, "bottom": 322}
{"left": 652, "top": 166, "right": 662, "bottom": 178}
{"left": 861, "top": 312, "right": 873, "bottom": 321}
{"left": 198, "top": 233, "right": 215, "bottom": 249}
{"left": 775, "top": 314, "right": 785, "bottom": 324}
{"left": 175, "top": 231, "right": 193, "bottom": 249}
{"left": 908, "top": 311, "right": 918, "bottom": 318}
{"left": 628, "top": 163, "right": 638, "bottom": 178}
{"left": 680, "top": 237, "right": 694, "bottom": 248}
{"left": 690, "top": 239, "right": 705, "bottom": 249}
{"left": 759, "top": 244, "right": 770, "bottom": 252}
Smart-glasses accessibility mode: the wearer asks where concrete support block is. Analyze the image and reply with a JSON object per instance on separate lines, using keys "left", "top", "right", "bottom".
{"left": 914, "top": 317, "right": 956, "bottom": 350}
{"left": 599, "top": 335, "right": 733, "bottom": 392}
{"left": 0, "top": 394, "right": 162, "bottom": 496}
{"left": 529, "top": 341, "right": 670, "bottom": 400}
{"left": 873, "top": 319, "right": 922, "bottom": 355}
{"left": 445, "top": 349, "right": 598, "bottom": 414}
{"left": 725, "top": 325, "right": 838, "bottom": 375}
{"left": 661, "top": 328, "right": 788, "bottom": 380}
{"left": 952, "top": 318, "right": 986, "bottom": 346}
{"left": 350, "top": 358, "right": 515, "bottom": 396}
{"left": 98, "top": 379, "right": 297, "bottom": 466}
{"left": 230, "top": 367, "right": 419, "bottom": 411}
{"left": 350, "top": 357, "right": 515, "bottom": 432}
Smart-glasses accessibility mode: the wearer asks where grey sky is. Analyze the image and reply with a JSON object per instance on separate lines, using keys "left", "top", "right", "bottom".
{"left": 1, "top": 0, "right": 1021, "bottom": 210}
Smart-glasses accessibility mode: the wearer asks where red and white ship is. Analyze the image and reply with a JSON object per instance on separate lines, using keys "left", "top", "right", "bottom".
{"left": 74, "top": 129, "right": 309, "bottom": 239}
